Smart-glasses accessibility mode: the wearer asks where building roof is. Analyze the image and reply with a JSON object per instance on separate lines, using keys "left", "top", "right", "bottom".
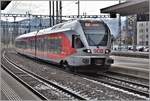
{"left": 1, "top": 1, "right": 11, "bottom": 10}
{"left": 101, "top": 0, "right": 149, "bottom": 16}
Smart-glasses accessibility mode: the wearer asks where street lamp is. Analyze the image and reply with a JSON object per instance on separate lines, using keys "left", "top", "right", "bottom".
{"left": 75, "top": 0, "right": 80, "bottom": 18}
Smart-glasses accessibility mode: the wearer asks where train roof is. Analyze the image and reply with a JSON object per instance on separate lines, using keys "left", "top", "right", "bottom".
{"left": 15, "top": 27, "right": 53, "bottom": 40}
{"left": 15, "top": 19, "right": 105, "bottom": 40}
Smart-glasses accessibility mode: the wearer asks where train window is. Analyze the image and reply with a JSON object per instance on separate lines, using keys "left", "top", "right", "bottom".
{"left": 32, "top": 40, "right": 35, "bottom": 50}
{"left": 37, "top": 39, "right": 40, "bottom": 51}
{"left": 72, "top": 35, "right": 84, "bottom": 48}
{"left": 39, "top": 39, "right": 43, "bottom": 51}
{"left": 30, "top": 40, "right": 32, "bottom": 49}
{"left": 20, "top": 41, "right": 23, "bottom": 49}
{"left": 55, "top": 38, "right": 62, "bottom": 53}
{"left": 41, "top": 38, "right": 44, "bottom": 52}
{"left": 43, "top": 38, "right": 46, "bottom": 52}
{"left": 46, "top": 39, "right": 48, "bottom": 52}
{"left": 39, "top": 39, "right": 42, "bottom": 51}
{"left": 17, "top": 40, "right": 26, "bottom": 49}
{"left": 32, "top": 40, "right": 34, "bottom": 49}
{"left": 27, "top": 40, "right": 30, "bottom": 49}
{"left": 80, "top": 20, "right": 109, "bottom": 46}
{"left": 23, "top": 41, "right": 25, "bottom": 49}
{"left": 29, "top": 40, "right": 32, "bottom": 49}
{"left": 49, "top": 40, "right": 52, "bottom": 52}
{"left": 24, "top": 41, "right": 27, "bottom": 49}
{"left": 47, "top": 37, "right": 62, "bottom": 54}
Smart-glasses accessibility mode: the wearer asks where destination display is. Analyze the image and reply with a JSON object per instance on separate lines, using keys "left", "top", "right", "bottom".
{"left": 84, "top": 22, "right": 100, "bottom": 27}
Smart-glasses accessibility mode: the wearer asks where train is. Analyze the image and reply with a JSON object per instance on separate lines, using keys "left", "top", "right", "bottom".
{"left": 15, "top": 19, "right": 114, "bottom": 72}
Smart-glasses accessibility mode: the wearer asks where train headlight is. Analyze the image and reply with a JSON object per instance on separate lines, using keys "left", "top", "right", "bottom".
{"left": 87, "top": 49, "right": 91, "bottom": 53}
{"left": 83, "top": 49, "right": 91, "bottom": 53}
{"left": 105, "top": 49, "right": 110, "bottom": 54}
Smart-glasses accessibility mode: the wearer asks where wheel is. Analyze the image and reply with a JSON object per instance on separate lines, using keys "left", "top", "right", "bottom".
{"left": 61, "top": 61, "right": 73, "bottom": 72}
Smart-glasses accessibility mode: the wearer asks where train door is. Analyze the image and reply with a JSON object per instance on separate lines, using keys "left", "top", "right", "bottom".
{"left": 71, "top": 34, "right": 86, "bottom": 67}
{"left": 72, "top": 34, "right": 85, "bottom": 55}
{"left": 36, "top": 38, "right": 39, "bottom": 57}
{"left": 40, "top": 37, "right": 44, "bottom": 58}
{"left": 43, "top": 36, "right": 47, "bottom": 59}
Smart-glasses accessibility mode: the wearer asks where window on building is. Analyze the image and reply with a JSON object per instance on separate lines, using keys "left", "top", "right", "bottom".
{"left": 141, "top": 23, "right": 143, "bottom": 26}
{"left": 139, "top": 23, "right": 144, "bottom": 27}
{"left": 146, "top": 34, "right": 148, "bottom": 38}
{"left": 146, "top": 28, "right": 148, "bottom": 32}
{"left": 139, "top": 29, "right": 144, "bottom": 33}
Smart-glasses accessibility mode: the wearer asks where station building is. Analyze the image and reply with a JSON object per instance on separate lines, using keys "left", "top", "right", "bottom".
{"left": 101, "top": 0, "right": 149, "bottom": 47}
{"left": 137, "top": 21, "right": 149, "bottom": 46}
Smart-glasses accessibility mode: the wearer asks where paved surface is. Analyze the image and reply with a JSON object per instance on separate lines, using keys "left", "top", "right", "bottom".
{"left": 111, "top": 56, "right": 149, "bottom": 69}
{"left": 112, "top": 50, "right": 149, "bottom": 54}
{"left": 1, "top": 68, "right": 41, "bottom": 100}
{"left": 1, "top": 91, "right": 9, "bottom": 100}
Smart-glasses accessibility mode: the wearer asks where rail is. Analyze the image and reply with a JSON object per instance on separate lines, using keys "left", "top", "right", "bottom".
{"left": 80, "top": 72, "right": 149, "bottom": 98}
{"left": 2, "top": 51, "right": 86, "bottom": 100}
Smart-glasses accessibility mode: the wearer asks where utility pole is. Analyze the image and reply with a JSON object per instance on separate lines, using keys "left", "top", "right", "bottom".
{"left": 78, "top": 0, "right": 80, "bottom": 18}
{"left": 126, "top": 16, "right": 128, "bottom": 48}
{"left": 133, "top": 15, "right": 137, "bottom": 51}
{"left": 59, "top": 1, "right": 62, "bottom": 23}
{"left": 75, "top": 0, "right": 80, "bottom": 18}
{"left": 12, "top": 16, "right": 16, "bottom": 47}
{"left": 118, "top": 0, "right": 121, "bottom": 51}
{"left": 118, "top": 15, "right": 121, "bottom": 51}
{"left": 28, "top": 12, "right": 31, "bottom": 33}
{"left": 49, "top": 1, "right": 51, "bottom": 27}
{"left": 6, "top": 17, "right": 9, "bottom": 47}
{"left": 52, "top": 1, "right": 55, "bottom": 26}
{"left": 39, "top": 16, "right": 42, "bottom": 30}
{"left": 56, "top": 1, "right": 58, "bottom": 24}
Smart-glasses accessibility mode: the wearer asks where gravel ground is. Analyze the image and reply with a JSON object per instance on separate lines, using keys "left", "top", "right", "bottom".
{"left": 2, "top": 54, "right": 72, "bottom": 100}
{"left": 96, "top": 75, "right": 149, "bottom": 93}
{"left": 103, "top": 72, "right": 149, "bottom": 86}
{"left": 5, "top": 49, "right": 148, "bottom": 100}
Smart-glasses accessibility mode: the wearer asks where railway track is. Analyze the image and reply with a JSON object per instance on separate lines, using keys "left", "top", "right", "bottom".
{"left": 104, "top": 71, "right": 149, "bottom": 85}
{"left": 1, "top": 51, "right": 86, "bottom": 100}
{"left": 82, "top": 72, "right": 149, "bottom": 98}
{"left": 1, "top": 64, "right": 48, "bottom": 100}
{"left": 3, "top": 49, "right": 149, "bottom": 100}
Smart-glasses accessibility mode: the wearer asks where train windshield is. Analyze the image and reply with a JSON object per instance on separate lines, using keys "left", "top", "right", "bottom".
{"left": 80, "top": 21, "right": 108, "bottom": 46}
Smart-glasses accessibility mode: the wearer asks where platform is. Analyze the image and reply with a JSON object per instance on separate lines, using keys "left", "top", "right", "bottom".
{"left": 1, "top": 68, "right": 41, "bottom": 100}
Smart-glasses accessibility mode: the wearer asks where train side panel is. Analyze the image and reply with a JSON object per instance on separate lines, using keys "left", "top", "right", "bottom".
{"left": 15, "top": 31, "right": 77, "bottom": 64}
{"left": 35, "top": 31, "right": 76, "bottom": 64}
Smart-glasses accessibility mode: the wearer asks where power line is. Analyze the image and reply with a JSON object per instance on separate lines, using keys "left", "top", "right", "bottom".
{"left": 1, "top": 13, "right": 110, "bottom": 18}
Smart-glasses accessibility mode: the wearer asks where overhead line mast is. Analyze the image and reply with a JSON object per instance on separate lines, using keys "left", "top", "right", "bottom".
{"left": 49, "top": 1, "right": 51, "bottom": 27}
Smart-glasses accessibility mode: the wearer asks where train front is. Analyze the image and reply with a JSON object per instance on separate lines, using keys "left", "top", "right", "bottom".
{"left": 70, "top": 20, "right": 114, "bottom": 71}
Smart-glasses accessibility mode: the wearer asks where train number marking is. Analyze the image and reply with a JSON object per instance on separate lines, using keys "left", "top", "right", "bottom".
{"left": 93, "top": 49, "right": 103, "bottom": 53}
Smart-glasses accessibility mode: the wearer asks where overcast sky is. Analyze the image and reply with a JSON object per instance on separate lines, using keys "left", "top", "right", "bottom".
{"left": 1, "top": 1, "right": 125, "bottom": 36}
{"left": 2, "top": 1, "right": 119, "bottom": 15}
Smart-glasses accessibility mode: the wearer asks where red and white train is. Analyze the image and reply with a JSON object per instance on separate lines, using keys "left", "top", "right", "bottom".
{"left": 15, "top": 19, "right": 114, "bottom": 72}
